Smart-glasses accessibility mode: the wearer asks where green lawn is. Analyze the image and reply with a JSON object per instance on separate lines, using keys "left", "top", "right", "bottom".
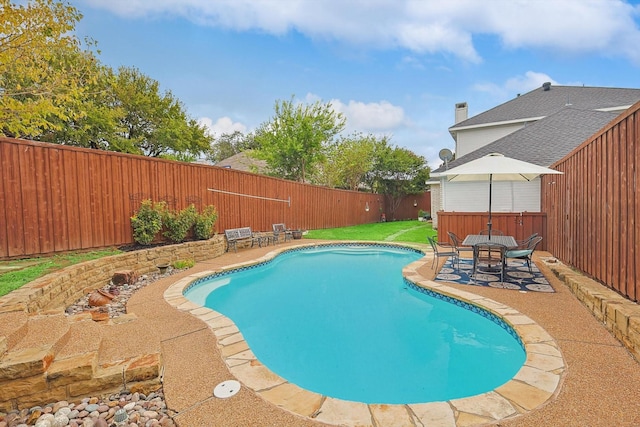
{"left": 305, "top": 220, "right": 436, "bottom": 244}
{"left": 0, "top": 249, "right": 121, "bottom": 297}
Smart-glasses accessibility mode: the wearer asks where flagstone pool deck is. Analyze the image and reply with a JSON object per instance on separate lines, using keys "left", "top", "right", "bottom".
{"left": 149, "top": 240, "right": 640, "bottom": 427}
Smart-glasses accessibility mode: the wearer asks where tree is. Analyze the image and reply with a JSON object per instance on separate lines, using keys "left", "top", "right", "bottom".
{"left": 206, "top": 130, "right": 256, "bottom": 163}
{"left": 253, "top": 97, "right": 346, "bottom": 182}
{"left": 319, "top": 133, "right": 387, "bottom": 190}
{"left": 0, "top": 0, "right": 89, "bottom": 137}
{"left": 112, "top": 66, "right": 212, "bottom": 157}
{"left": 369, "top": 145, "right": 430, "bottom": 219}
{"left": 37, "top": 51, "right": 127, "bottom": 149}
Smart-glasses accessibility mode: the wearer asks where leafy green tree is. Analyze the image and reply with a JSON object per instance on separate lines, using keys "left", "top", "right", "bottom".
{"left": 112, "top": 66, "right": 212, "bottom": 157}
{"left": 37, "top": 52, "right": 127, "bottom": 149}
{"left": 369, "top": 145, "right": 430, "bottom": 219}
{"left": 253, "top": 97, "right": 346, "bottom": 182}
{"left": 319, "top": 133, "right": 387, "bottom": 190}
{"left": 206, "top": 130, "right": 256, "bottom": 163}
{"left": 0, "top": 0, "right": 92, "bottom": 137}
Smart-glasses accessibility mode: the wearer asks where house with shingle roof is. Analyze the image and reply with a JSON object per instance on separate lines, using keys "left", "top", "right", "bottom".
{"left": 215, "top": 151, "right": 267, "bottom": 173}
{"left": 429, "top": 83, "right": 640, "bottom": 227}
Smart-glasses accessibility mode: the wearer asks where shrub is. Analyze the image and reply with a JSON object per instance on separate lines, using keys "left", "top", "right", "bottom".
{"left": 163, "top": 204, "right": 197, "bottom": 243}
{"left": 172, "top": 259, "right": 195, "bottom": 269}
{"left": 193, "top": 205, "right": 218, "bottom": 240}
{"left": 131, "top": 200, "right": 165, "bottom": 245}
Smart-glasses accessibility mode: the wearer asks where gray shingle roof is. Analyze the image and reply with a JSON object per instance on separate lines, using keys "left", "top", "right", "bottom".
{"left": 434, "top": 107, "right": 619, "bottom": 173}
{"left": 215, "top": 151, "right": 267, "bottom": 173}
{"left": 450, "top": 85, "right": 640, "bottom": 130}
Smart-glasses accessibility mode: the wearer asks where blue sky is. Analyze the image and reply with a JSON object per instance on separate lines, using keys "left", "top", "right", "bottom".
{"left": 71, "top": 0, "right": 640, "bottom": 168}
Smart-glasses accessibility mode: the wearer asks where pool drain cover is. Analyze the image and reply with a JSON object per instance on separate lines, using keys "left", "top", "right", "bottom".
{"left": 214, "top": 380, "right": 241, "bottom": 398}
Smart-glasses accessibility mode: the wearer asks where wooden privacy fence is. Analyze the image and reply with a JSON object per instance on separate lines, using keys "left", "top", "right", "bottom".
{"left": 436, "top": 212, "right": 547, "bottom": 250}
{"left": 0, "top": 137, "right": 404, "bottom": 259}
{"left": 542, "top": 100, "right": 640, "bottom": 302}
{"left": 388, "top": 192, "right": 432, "bottom": 222}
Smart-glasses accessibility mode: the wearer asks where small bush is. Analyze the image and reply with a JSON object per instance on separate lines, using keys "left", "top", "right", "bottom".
{"left": 131, "top": 200, "right": 165, "bottom": 245}
{"left": 163, "top": 204, "right": 197, "bottom": 243}
{"left": 193, "top": 205, "right": 218, "bottom": 240}
{"left": 172, "top": 259, "right": 195, "bottom": 269}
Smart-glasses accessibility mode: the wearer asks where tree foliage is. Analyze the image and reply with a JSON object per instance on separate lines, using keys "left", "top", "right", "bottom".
{"left": 0, "top": 0, "right": 88, "bottom": 136}
{"left": 206, "top": 130, "right": 256, "bottom": 163}
{"left": 37, "top": 53, "right": 126, "bottom": 149}
{"left": 111, "top": 67, "right": 212, "bottom": 157}
{"left": 319, "top": 133, "right": 387, "bottom": 190}
{"left": 253, "top": 97, "right": 346, "bottom": 182}
{"left": 369, "top": 145, "right": 430, "bottom": 219}
{"left": 1, "top": 1, "right": 212, "bottom": 160}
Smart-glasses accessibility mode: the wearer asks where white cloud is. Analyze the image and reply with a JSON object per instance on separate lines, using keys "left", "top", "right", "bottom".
{"left": 290, "top": 93, "right": 406, "bottom": 133}
{"left": 330, "top": 99, "right": 406, "bottom": 131}
{"left": 198, "top": 116, "right": 246, "bottom": 137}
{"left": 473, "top": 71, "right": 559, "bottom": 99}
{"left": 504, "top": 72, "right": 558, "bottom": 94}
{"left": 81, "top": 0, "right": 640, "bottom": 64}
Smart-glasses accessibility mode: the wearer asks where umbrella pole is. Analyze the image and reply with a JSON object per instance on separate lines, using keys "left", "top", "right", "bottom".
{"left": 488, "top": 174, "right": 493, "bottom": 239}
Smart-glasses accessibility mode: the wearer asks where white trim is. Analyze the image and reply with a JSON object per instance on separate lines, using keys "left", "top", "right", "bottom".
{"left": 449, "top": 116, "right": 545, "bottom": 132}
{"left": 595, "top": 105, "right": 633, "bottom": 112}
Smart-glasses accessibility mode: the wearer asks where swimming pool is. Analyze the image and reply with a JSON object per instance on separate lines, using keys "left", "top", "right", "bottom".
{"left": 184, "top": 243, "right": 526, "bottom": 404}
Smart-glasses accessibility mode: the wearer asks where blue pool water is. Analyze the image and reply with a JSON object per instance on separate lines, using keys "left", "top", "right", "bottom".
{"left": 185, "top": 244, "right": 526, "bottom": 404}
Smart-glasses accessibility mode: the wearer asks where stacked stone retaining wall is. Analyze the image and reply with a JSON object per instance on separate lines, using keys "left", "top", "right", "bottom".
{"left": 0, "top": 236, "right": 226, "bottom": 314}
{"left": 543, "top": 259, "right": 640, "bottom": 362}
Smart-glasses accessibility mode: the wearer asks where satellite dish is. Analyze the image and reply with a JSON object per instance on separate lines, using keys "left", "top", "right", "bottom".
{"left": 439, "top": 148, "right": 454, "bottom": 162}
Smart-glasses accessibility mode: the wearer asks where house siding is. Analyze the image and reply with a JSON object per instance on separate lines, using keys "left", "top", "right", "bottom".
{"left": 455, "top": 122, "right": 525, "bottom": 157}
{"left": 442, "top": 179, "right": 541, "bottom": 213}
{"left": 430, "top": 184, "right": 442, "bottom": 228}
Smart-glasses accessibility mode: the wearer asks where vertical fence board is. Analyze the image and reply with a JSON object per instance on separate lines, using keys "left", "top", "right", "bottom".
{"left": 4, "top": 143, "right": 24, "bottom": 257}
{"left": 48, "top": 148, "right": 68, "bottom": 252}
{"left": 629, "top": 110, "right": 640, "bottom": 301}
{"left": 618, "top": 121, "right": 628, "bottom": 296}
{"left": 18, "top": 145, "right": 38, "bottom": 255}
{"left": 76, "top": 152, "right": 92, "bottom": 249}
{"left": 34, "top": 145, "right": 54, "bottom": 254}
{"left": 627, "top": 114, "right": 637, "bottom": 300}
{"left": 0, "top": 143, "right": 9, "bottom": 258}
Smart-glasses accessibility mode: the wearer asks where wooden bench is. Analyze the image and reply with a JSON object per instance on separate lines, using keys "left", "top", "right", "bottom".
{"left": 224, "top": 227, "right": 261, "bottom": 252}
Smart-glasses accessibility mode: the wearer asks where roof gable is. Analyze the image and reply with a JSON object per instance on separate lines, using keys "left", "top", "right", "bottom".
{"left": 450, "top": 85, "right": 640, "bottom": 130}
{"left": 434, "top": 107, "right": 619, "bottom": 173}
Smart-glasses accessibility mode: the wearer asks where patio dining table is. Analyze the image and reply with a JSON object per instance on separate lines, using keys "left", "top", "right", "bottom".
{"left": 462, "top": 234, "right": 517, "bottom": 248}
{"left": 463, "top": 234, "right": 517, "bottom": 274}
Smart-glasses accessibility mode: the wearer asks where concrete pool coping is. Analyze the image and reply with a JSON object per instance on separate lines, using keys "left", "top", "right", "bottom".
{"left": 164, "top": 242, "right": 566, "bottom": 427}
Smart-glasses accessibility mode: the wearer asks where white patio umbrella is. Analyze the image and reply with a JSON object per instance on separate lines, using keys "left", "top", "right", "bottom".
{"left": 436, "top": 153, "right": 563, "bottom": 238}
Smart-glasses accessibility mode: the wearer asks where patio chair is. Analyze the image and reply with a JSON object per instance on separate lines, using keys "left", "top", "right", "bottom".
{"left": 272, "top": 223, "right": 293, "bottom": 243}
{"left": 427, "top": 235, "right": 458, "bottom": 270}
{"left": 472, "top": 242, "right": 507, "bottom": 282}
{"left": 479, "top": 229, "right": 504, "bottom": 236}
{"left": 506, "top": 236, "right": 543, "bottom": 273}
{"left": 514, "top": 233, "right": 539, "bottom": 249}
{"left": 447, "top": 231, "right": 474, "bottom": 264}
